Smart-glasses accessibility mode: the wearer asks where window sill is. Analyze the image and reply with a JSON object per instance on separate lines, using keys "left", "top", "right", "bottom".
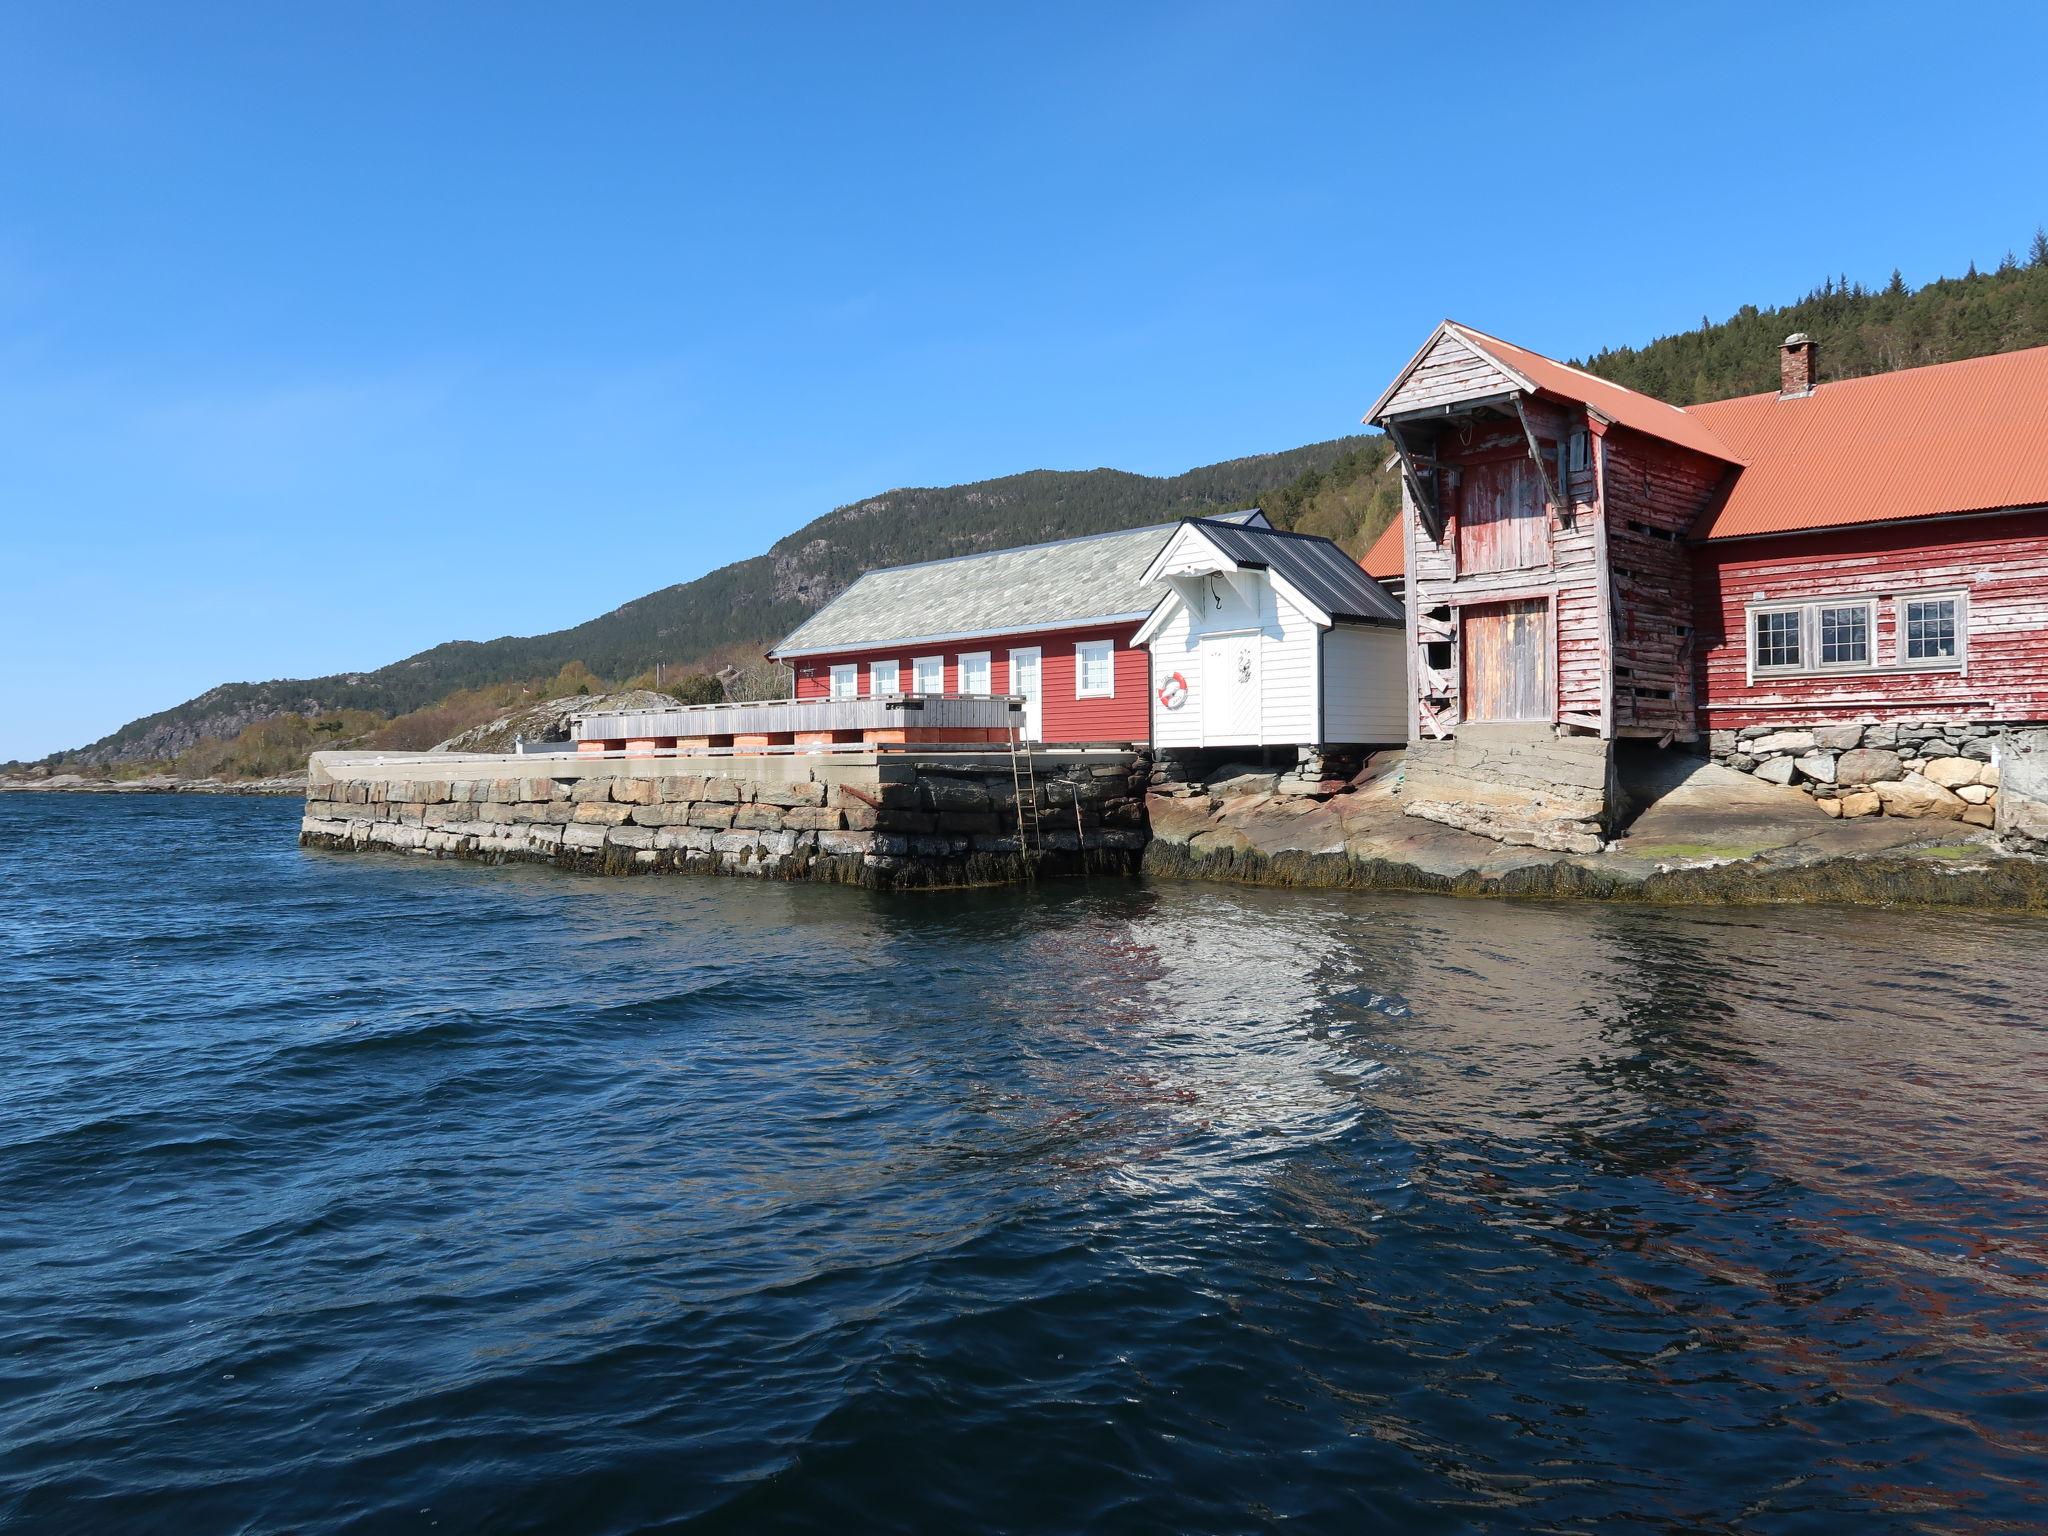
{"left": 1750, "top": 660, "right": 1964, "bottom": 681}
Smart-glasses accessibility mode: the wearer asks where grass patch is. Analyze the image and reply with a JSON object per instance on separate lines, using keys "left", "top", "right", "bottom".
{"left": 1906, "top": 843, "right": 1985, "bottom": 861}
{"left": 1620, "top": 842, "right": 1765, "bottom": 863}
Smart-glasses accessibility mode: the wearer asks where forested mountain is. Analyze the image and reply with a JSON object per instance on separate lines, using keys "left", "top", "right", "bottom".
{"left": 40, "top": 231, "right": 2048, "bottom": 772}
{"left": 1581, "top": 232, "right": 2048, "bottom": 403}
{"left": 53, "top": 439, "right": 1371, "bottom": 766}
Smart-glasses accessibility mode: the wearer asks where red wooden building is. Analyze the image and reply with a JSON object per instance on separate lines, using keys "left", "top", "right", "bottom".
{"left": 1367, "top": 322, "right": 2048, "bottom": 841}
{"left": 768, "top": 514, "right": 1270, "bottom": 745}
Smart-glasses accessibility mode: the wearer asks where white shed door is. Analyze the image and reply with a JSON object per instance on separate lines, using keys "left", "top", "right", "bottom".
{"left": 1201, "top": 634, "right": 1260, "bottom": 744}
{"left": 1008, "top": 647, "right": 1042, "bottom": 741}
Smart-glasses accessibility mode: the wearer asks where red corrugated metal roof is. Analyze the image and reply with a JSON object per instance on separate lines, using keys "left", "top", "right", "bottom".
{"left": 1450, "top": 324, "right": 1744, "bottom": 466}
{"left": 1360, "top": 516, "right": 1403, "bottom": 579}
{"left": 1687, "top": 344, "right": 2048, "bottom": 539}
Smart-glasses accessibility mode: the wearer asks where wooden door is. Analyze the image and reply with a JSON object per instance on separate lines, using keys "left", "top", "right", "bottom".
{"left": 1461, "top": 600, "right": 1550, "bottom": 721}
{"left": 1456, "top": 455, "right": 1548, "bottom": 573}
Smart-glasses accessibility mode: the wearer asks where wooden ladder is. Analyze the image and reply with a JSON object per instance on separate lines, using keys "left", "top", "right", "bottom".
{"left": 1008, "top": 727, "right": 1042, "bottom": 857}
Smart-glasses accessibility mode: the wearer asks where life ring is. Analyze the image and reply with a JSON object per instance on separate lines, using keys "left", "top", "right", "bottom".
{"left": 1156, "top": 671, "right": 1189, "bottom": 710}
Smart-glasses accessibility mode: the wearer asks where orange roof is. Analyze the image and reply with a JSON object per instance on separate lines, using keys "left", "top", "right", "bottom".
{"left": 1687, "top": 344, "right": 2048, "bottom": 539}
{"left": 1451, "top": 324, "right": 1744, "bottom": 466}
{"left": 1360, "top": 516, "right": 1403, "bottom": 579}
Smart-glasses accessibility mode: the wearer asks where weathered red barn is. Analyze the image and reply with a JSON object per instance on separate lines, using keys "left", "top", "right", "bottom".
{"left": 768, "top": 513, "right": 1271, "bottom": 745}
{"left": 1367, "top": 323, "right": 2048, "bottom": 845}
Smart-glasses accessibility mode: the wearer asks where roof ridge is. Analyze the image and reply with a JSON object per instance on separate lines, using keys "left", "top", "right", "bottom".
{"left": 1449, "top": 320, "right": 1709, "bottom": 424}
{"left": 830, "top": 519, "right": 1179, "bottom": 584}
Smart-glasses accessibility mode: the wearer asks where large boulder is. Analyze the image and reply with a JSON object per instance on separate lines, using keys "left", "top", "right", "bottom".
{"left": 1836, "top": 747, "right": 1905, "bottom": 785}
{"left": 1795, "top": 751, "right": 1838, "bottom": 784}
{"left": 1872, "top": 777, "right": 1967, "bottom": 819}
{"left": 1920, "top": 756, "right": 1983, "bottom": 789}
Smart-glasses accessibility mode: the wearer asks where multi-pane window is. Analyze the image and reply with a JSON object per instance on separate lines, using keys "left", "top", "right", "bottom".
{"left": 1752, "top": 609, "right": 1802, "bottom": 670}
{"left": 1904, "top": 597, "right": 1959, "bottom": 661}
{"left": 869, "top": 659, "right": 901, "bottom": 695}
{"left": 912, "top": 656, "right": 944, "bottom": 694}
{"left": 957, "top": 652, "right": 991, "bottom": 695}
{"left": 1818, "top": 603, "right": 1870, "bottom": 666}
{"left": 1075, "top": 640, "right": 1115, "bottom": 698}
{"left": 1748, "top": 591, "right": 1965, "bottom": 677}
{"left": 828, "top": 664, "right": 859, "bottom": 699}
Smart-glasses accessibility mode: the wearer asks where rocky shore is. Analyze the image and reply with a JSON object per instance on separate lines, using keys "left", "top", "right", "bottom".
{"left": 1143, "top": 749, "right": 2048, "bottom": 910}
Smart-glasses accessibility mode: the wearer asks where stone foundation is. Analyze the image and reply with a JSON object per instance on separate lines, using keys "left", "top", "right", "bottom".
{"left": 1707, "top": 720, "right": 2025, "bottom": 828}
{"left": 301, "top": 748, "right": 1148, "bottom": 890}
{"left": 1398, "top": 725, "right": 1614, "bottom": 854}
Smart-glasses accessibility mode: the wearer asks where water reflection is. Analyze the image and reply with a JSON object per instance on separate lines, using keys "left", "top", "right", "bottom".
{"left": 5, "top": 794, "right": 2047, "bottom": 1533}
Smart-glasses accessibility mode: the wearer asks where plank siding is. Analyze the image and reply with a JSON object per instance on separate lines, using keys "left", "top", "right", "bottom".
{"left": 1601, "top": 430, "right": 1729, "bottom": 739}
{"left": 793, "top": 623, "right": 1150, "bottom": 743}
{"left": 1696, "top": 509, "right": 2048, "bottom": 728}
{"left": 1400, "top": 398, "right": 1602, "bottom": 739}
{"left": 1379, "top": 331, "right": 1521, "bottom": 417}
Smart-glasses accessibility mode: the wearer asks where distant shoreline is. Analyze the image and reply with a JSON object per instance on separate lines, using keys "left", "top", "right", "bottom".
{"left": 0, "top": 775, "right": 306, "bottom": 798}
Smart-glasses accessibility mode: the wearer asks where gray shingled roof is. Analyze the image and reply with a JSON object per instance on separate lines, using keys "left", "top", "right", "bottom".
{"left": 771, "top": 512, "right": 1266, "bottom": 656}
{"left": 1186, "top": 519, "right": 1406, "bottom": 626}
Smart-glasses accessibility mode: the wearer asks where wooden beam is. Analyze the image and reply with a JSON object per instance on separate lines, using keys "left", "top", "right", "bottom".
{"left": 1385, "top": 420, "right": 1444, "bottom": 541}
{"left": 1512, "top": 395, "right": 1565, "bottom": 517}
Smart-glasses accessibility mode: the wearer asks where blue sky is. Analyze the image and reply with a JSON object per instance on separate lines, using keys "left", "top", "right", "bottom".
{"left": 6, "top": 2, "right": 2046, "bottom": 760}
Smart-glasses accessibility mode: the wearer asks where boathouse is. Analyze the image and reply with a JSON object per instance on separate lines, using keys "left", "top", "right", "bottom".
{"left": 1134, "top": 516, "right": 1406, "bottom": 752}
{"left": 1367, "top": 321, "right": 2048, "bottom": 847}
{"left": 766, "top": 512, "right": 1270, "bottom": 745}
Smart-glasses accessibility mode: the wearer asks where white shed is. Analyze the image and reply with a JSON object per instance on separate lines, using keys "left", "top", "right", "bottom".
{"left": 1134, "top": 518, "right": 1407, "bottom": 750}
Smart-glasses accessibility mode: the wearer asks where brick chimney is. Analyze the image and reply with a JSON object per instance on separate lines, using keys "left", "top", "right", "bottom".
{"left": 1779, "top": 333, "right": 1817, "bottom": 398}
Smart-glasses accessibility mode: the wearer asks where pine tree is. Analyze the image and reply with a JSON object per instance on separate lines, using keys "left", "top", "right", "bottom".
{"left": 1886, "top": 267, "right": 1906, "bottom": 296}
{"left": 1999, "top": 249, "right": 2019, "bottom": 274}
{"left": 2031, "top": 227, "right": 2048, "bottom": 268}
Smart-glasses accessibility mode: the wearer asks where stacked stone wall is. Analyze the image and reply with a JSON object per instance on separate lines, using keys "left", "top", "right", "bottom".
{"left": 301, "top": 754, "right": 1149, "bottom": 890}
{"left": 1708, "top": 720, "right": 2023, "bottom": 827}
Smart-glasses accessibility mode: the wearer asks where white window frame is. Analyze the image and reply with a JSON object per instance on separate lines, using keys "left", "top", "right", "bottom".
{"left": 1748, "top": 604, "right": 1806, "bottom": 678}
{"left": 1745, "top": 588, "right": 1967, "bottom": 682}
{"left": 912, "top": 655, "right": 944, "bottom": 695}
{"left": 869, "top": 659, "right": 900, "bottom": 696}
{"left": 956, "top": 651, "right": 991, "bottom": 696}
{"left": 1898, "top": 590, "right": 1967, "bottom": 670}
{"left": 1075, "top": 639, "right": 1115, "bottom": 699}
{"left": 827, "top": 663, "right": 860, "bottom": 700}
{"left": 1813, "top": 598, "right": 1876, "bottom": 671}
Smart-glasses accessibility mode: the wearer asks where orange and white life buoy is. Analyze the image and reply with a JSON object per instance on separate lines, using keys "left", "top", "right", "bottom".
{"left": 1156, "top": 671, "right": 1189, "bottom": 710}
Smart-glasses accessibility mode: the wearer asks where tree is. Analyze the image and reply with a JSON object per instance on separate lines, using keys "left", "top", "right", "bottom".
{"left": 1886, "top": 267, "right": 1907, "bottom": 297}
{"left": 2030, "top": 227, "right": 2048, "bottom": 268}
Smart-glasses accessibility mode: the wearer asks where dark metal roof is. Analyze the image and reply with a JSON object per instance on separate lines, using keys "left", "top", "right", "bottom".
{"left": 1185, "top": 519, "right": 1405, "bottom": 626}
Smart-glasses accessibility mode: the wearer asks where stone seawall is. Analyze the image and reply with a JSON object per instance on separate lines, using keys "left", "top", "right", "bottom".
{"left": 302, "top": 748, "right": 1148, "bottom": 890}
{"left": 1708, "top": 719, "right": 2023, "bottom": 828}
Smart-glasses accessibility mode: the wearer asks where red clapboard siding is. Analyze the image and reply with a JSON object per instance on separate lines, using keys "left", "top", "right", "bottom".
{"left": 1695, "top": 509, "right": 2048, "bottom": 728}
{"left": 788, "top": 623, "right": 1151, "bottom": 743}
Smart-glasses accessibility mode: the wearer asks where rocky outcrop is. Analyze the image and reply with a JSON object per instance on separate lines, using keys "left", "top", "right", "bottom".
{"left": 432, "top": 690, "right": 680, "bottom": 754}
{"left": 1144, "top": 748, "right": 2048, "bottom": 911}
{"left": 1397, "top": 725, "right": 1612, "bottom": 854}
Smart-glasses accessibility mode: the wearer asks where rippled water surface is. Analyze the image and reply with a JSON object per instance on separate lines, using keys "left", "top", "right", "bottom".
{"left": 4, "top": 794, "right": 2047, "bottom": 1533}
